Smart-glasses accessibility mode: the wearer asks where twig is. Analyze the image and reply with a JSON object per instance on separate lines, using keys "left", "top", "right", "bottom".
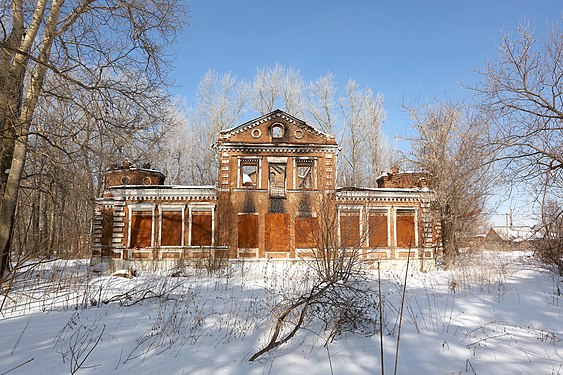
{"left": 1, "top": 358, "right": 35, "bottom": 375}
{"left": 70, "top": 325, "right": 106, "bottom": 375}
{"left": 378, "top": 261, "right": 385, "bottom": 375}
{"left": 11, "top": 316, "right": 31, "bottom": 356}
{"left": 393, "top": 241, "right": 412, "bottom": 375}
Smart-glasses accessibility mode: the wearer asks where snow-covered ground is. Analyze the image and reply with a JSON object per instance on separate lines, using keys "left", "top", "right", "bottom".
{"left": 0, "top": 251, "right": 561, "bottom": 374}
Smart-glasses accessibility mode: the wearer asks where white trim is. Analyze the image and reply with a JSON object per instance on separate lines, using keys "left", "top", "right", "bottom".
{"left": 188, "top": 204, "right": 215, "bottom": 247}
{"left": 238, "top": 157, "right": 262, "bottom": 189}
{"left": 337, "top": 205, "right": 364, "bottom": 247}
{"left": 366, "top": 207, "right": 391, "bottom": 248}
{"left": 393, "top": 207, "right": 419, "bottom": 248}
{"left": 127, "top": 203, "right": 156, "bottom": 248}
{"left": 294, "top": 157, "right": 317, "bottom": 190}
{"left": 159, "top": 204, "right": 186, "bottom": 248}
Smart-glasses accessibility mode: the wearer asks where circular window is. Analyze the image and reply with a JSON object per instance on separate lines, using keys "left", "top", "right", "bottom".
{"left": 120, "top": 176, "right": 130, "bottom": 185}
{"left": 294, "top": 130, "right": 304, "bottom": 139}
{"left": 251, "top": 129, "right": 262, "bottom": 138}
{"left": 143, "top": 176, "right": 152, "bottom": 185}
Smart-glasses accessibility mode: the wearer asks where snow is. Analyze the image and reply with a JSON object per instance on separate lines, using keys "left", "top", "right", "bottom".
{"left": 0, "top": 251, "right": 561, "bottom": 374}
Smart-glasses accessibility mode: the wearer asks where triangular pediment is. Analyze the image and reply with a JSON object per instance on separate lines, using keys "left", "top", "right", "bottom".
{"left": 217, "top": 109, "right": 336, "bottom": 146}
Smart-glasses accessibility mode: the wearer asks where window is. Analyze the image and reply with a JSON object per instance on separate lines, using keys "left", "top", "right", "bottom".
{"left": 240, "top": 161, "right": 258, "bottom": 188}
{"left": 130, "top": 211, "right": 153, "bottom": 248}
{"left": 295, "top": 159, "right": 315, "bottom": 189}
{"left": 191, "top": 210, "right": 212, "bottom": 246}
{"left": 271, "top": 123, "right": 284, "bottom": 138}
{"left": 368, "top": 209, "right": 388, "bottom": 247}
{"left": 296, "top": 216, "right": 318, "bottom": 249}
{"left": 161, "top": 210, "right": 183, "bottom": 247}
{"left": 396, "top": 209, "right": 416, "bottom": 247}
{"left": 339, "top": 210, "right": 361, "bottom": 247}
{"left": 101, "top": 209, "right": 113, "bottom": 251}
{"left": 265, "top": 213, "right": 290, "bottom": 251}
{"left": 238, "top": 214, "right": 259, "bottom": 248}
{"left": 269, "top": 163, "right": 286, "bottom": 198}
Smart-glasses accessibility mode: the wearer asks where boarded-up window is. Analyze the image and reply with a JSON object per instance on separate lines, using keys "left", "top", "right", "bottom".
{"left": 130, "top": 211, "right": 152, "bottom": 248}
{"left": 265, "top": 213, "right": 290, "bottom": 251}
{"left": 238, "top": 214, "right": 259, "bottom": 248}
{"left": 369, "top": 210, "right": 388, "bottom": 247}
{"left": 340, "top": 211, "right": 360, "bottom": 247}
{"left": 161, "top": 211, "right": 183, "bottom": 246}
{"left": 396, "top": 210, "right": 416, "bottom": 247}
{"left": 191, "top": 211, "right": 212, "bottom": 246}
{"left": 296, "top": 217, "right": 318, "bottom": 248}
{"left": 101, "top": 209, "right": 114, "bottom": 249}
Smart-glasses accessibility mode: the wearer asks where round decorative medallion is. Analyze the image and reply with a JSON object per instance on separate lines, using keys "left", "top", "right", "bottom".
{"left": 294, "top": 130, "right": 304, "bottom": 139}
{"left": 251, "top": 129, "right": 262, "bottom": 138}
{"left": 143, "top": 176, "right": 152, "bottom": 185}
{"left": 120, "top": 176, "right": 130, "bottom": 185}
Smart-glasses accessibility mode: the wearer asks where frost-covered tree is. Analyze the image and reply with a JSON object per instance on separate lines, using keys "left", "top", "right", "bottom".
{"left": 339, "top": 80, "right": 388, "bottom": 187}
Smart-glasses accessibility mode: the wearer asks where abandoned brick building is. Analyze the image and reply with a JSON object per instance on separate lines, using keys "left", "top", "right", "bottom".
{"left": 92, "top": 109, "right": 441, "bottom": 267}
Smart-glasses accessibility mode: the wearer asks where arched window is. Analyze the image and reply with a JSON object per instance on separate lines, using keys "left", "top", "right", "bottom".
{"left": 271, "top": 123, "right": 284, "bottom": 139}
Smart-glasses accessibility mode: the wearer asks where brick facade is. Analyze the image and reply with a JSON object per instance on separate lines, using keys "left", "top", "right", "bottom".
{"left": 91, "top": 110, "right": 442, "bottom": 266}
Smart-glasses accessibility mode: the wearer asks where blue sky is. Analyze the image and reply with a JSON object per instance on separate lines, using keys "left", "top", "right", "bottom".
{"left": 171, "top": 1, "right": 561, "bottom": 140}
{"left": 170, "top": 1, "right": 562, "bottom": 225}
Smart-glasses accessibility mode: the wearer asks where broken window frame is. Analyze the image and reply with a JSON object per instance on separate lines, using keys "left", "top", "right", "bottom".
{"left": 294, "top": 158, "right": 316, "bottom": 190}
{"left": 271, "top": 123, "right": 284, "bottom": 139}
{"left": 268, "top": 162, "right": 287, "bottom": 198}
{"left": 238, "top": 157, "right": 261, "bottom": 189}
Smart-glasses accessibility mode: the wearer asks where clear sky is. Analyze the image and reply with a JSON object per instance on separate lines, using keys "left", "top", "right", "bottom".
{"left": 171, "top": 1, "right": 561, "bottom": 137}
{"left": 170, "top": 1, "right": 562, "bottom": 225}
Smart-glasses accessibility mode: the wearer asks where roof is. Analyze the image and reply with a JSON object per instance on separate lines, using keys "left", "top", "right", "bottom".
{"left": 218, "top": 109, "right": 335, "bottom": 141}
{"left": 488, "top": 226, "right": 536, "bottom": 242}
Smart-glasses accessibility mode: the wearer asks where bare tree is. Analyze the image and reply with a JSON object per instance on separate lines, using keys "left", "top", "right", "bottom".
{"left": 476, "top": 23, "right": 562, "bottom": 225}
{"left": 306, "top": 73, "right": 338, "bottom": 134}
{"left": 339, "top": 80, "right": 388, "bottom": 187}
{"left": 250, "top": 64, "right": 305, "bottom": 117}
{"left": 0, "top": 0, "right": 187, "bottom": 274}
{"left": 535, "top": 198, "right": 563, "bottom": 275}
{"left": 250, "top": 194, "right": 374, "bottom": 361}
{"left": 186, "top": 70, "right": 247, "bottom": 184}
{"left": 405, "top": 101, "right": 493, "bottom": 267}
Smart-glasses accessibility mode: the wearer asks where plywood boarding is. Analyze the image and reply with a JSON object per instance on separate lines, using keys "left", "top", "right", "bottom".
{"left": 265, "top": 213, "right": 290, "bottom": 251}
{"left": 368, "top": 212, "right": 388, "bottom": 247}
{"left": 396, "top": 211, "right": 415, "bottom": 247}
{"left": 192, "top": 211, "right": 212, "bottom": 246}
{"left": 340, "top": 212, "right": 360, "bottom": 247}
{"left": 238, "top": 214, "right": 259, "bottom": 248}
{"left": 295, "top": 216, "right": 318, "bottom": 248}
{"left": 130, "top": 211, "right": 152, "bottom": 248}
{"left": 101, "top": 209, "right": 113, "bottom": 249}
{"left": 161, "top": 211, "right": 183, "bottom": 246}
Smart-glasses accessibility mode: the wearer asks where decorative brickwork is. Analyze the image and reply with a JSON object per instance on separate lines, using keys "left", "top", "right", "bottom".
{"left": 91, "top": 110, "right": 442, "bottom": 267}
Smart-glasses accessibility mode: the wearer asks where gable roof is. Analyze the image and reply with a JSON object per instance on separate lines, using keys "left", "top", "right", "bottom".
{"left": 487, "top": 226, "right": 536, "bottom": 242}
{"left": 218, "top": 109, "right": 335, "bottom": 141}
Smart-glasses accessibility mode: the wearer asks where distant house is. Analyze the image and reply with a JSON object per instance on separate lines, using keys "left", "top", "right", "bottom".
{"left": 484, "top": 226, "right": 535, "bottom": 247}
